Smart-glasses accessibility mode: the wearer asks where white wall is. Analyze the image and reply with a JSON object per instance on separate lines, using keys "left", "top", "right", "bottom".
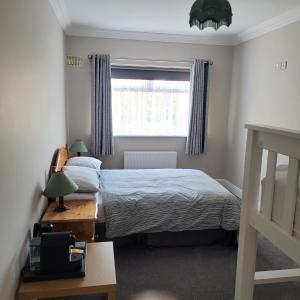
{"left": 66, "top": 37, "right": 233, "bottom": 178}
{"left": 0, "top": 1, "right": 66, "bottom": 299}
{"left": 226, "top": 21, "right": 300, "bottom": 188}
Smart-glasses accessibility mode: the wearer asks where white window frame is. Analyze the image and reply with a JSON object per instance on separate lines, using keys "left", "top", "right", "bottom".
{"left": 111, "top": 66, "right": 190, "bottom": 137}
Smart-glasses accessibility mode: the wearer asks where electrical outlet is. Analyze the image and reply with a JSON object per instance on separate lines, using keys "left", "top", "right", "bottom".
{"left": 276, "top": 61, "right": 288, "bottom": 71}
{"left": 280, "top": 61, "right": 288, "bottom": 70}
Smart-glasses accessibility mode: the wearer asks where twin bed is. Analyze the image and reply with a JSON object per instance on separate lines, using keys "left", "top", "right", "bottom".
{"left": 54, "top": 146, "right": 240, "bottom": 244}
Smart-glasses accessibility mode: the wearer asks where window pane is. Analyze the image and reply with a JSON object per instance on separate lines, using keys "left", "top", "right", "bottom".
{"left": 112, "top": 79, "right": 190, "bottom": 136}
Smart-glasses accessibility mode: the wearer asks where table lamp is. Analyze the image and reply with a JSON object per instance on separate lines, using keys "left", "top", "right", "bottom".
{"left": 70, "top": 139, "right": 88, "bottom": 156}
{"left": 43, "top": 171, "right": 78, "bottom": 212}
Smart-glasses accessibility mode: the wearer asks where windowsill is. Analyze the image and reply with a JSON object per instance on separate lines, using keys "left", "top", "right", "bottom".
{"left": 113, "top": 135, "right": 187, "bottom": 138}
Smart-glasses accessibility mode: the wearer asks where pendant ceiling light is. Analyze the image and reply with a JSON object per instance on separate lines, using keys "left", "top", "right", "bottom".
{"left": 189, "top": 0, "right": 233, "bottom": 31}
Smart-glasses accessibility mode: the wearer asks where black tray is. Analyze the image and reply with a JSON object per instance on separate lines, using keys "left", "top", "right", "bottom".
{"left": 21, "top": 241, "right": 87, "bottom": 282}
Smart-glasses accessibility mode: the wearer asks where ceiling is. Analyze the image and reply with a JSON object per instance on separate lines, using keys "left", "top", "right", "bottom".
{"left": 50, "top": 0, "right": 300, "bottom": 45}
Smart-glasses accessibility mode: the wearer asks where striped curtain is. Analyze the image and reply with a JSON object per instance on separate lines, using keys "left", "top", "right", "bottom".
{"left": 186, "top": 59, "right": 210, "bottom": 155}
{"left": 90, "top": 54, "right": 114, "bottom": 156}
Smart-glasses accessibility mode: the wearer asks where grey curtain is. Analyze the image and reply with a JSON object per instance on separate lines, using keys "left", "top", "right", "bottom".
{"left": 90, "top": 54, "right": 113, "bottom": 156}
{"left": 186, "top": 59, "right": 210, "bottom": 155}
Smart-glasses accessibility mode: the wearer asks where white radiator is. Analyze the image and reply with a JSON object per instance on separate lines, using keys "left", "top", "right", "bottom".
{"left": 124, "top": 151, "right": 177, "bottom": 169}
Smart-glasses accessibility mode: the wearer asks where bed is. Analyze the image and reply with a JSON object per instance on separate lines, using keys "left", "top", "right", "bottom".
{"left": 53, "top": 147, "right": 241, "bottom": 245}
{"left": 99, "top": 168, "right": 240, "bottom": 238}
{"left": 235, "top": 124, "right": 300, "bottom": 300}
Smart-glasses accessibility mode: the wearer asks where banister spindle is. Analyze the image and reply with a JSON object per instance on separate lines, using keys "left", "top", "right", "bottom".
{"left": 282, "top": 158, "right": 300, "bottom": 235}
{"left": 261, "top": 151, "right": 277, "bottom": 219}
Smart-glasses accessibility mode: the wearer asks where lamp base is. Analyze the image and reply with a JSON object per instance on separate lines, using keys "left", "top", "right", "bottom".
{"left": 54, "top": 196, "right": 70, "bottom": 212}
{"left": 54, "top": 205, "right": 70, "bottom": 212}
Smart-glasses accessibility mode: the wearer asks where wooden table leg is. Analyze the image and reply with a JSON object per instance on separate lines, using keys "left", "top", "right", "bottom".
{"left": 107, "top": 290, "right": 116, "bottom": 300}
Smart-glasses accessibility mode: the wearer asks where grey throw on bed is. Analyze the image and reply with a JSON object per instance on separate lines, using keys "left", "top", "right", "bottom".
{"left": 100, "top": 169, "right": 241, "bottom": 238}
{"left": 90, "top": 54, "right": 113, "bottom": 156}
{"left": 186, "top": 59, "right": 210, "bottom": 155}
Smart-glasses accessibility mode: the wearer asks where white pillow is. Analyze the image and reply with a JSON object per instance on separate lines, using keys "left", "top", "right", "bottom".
{"left": 63, "top": 166, "right": 100, "bottom": 193}
{"left": 66, "top": 156, "right": 102, "bottom": 171}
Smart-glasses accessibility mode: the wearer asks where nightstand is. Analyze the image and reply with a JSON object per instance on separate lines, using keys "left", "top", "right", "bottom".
{"left": 41, "top": 200, "right": 97, "bottom": 242}
{"left": 18, "top": 242, "right": 117, "bottom": 300}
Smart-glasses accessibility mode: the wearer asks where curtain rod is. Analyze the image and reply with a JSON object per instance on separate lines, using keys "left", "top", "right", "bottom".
{"left": 87, "top": 55, "right": 213, "bottom": 66}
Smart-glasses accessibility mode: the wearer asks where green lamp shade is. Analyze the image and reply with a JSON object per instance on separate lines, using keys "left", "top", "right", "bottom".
{"left": 43, "top": 171, "right": 78, "bottom": 198}
{"left": 70, "top": 139, "right": 88, "bottom": 153}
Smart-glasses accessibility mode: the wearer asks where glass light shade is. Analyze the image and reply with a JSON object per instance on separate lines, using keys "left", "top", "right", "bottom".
{"left": 43, "top": 171, "right": 78, "bottom": 198}
{"left": 189, "top": 0, "right": 232, "bottom": 30}
{"left": 70, "top": 139, "right": 88, "bottom": 153}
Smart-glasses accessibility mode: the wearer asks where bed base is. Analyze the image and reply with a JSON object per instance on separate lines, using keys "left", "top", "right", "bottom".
{"left": 95, "top": 223, "right": 237, "bottom": 248}
{"left": 235, "top": 124, "right": 300, "bottom": 300}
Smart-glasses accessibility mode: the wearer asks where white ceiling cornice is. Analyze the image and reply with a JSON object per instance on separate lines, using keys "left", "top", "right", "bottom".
{"left": 49, "top": 1, "right": 300, "bottom": 46}
{"left": 49, "top": 0, "right": 70, "bottom": 29}
{"left": 65, "top": 27, "right": 236, "bottom": 46}
{"left": 235, "top": 5, "right": 300, "bottom": 44}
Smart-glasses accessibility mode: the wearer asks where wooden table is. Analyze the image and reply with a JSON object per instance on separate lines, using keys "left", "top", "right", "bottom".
{"left": 18, "top": 242, "right": 116, "bottom": 300}
{"left": 42, "top": 200, "right": 97, "bottom": 242}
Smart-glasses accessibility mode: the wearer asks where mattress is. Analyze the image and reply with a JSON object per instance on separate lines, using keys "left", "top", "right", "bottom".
{"left": 64, "top": 192, "right": 105, "bottom": 222}
{"left": 100, "top": 169, "right": 241, "bottom": 238}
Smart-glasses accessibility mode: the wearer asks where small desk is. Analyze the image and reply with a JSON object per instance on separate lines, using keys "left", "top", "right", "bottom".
{"left": 42, "top": 200, "right": 97, "bottom": 242}
{"left": 18, "top": 242, "right": 116, "bottom": 300}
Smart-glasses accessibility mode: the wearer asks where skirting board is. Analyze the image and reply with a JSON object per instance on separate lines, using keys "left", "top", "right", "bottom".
{"left": 217, "top": 179, "right": 242, "bottom": 199}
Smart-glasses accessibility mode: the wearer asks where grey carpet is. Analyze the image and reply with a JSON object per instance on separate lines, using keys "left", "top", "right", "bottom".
{"left": 54, "top": 235, "right": 300, "bottom": 300}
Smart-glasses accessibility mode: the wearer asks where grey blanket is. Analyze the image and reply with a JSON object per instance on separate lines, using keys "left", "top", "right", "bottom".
{"left": 100, "top": 169, "right": 240, "bottom": 238}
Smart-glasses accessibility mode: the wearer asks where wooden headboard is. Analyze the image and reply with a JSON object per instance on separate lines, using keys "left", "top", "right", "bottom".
{"left": 53, "top": 146, "right": 70, "bottom": 172}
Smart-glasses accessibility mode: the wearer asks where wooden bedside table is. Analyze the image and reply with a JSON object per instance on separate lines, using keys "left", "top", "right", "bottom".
{"left": 18, "top": 242, "right": 117, "bottom": 300}
{"left": 42, "top": 200, "right": 97, "bottom": 242}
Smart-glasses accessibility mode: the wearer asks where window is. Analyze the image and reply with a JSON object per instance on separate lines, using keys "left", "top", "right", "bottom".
{"left": 111, "top": 67, "right": 190, "bottom": 136}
